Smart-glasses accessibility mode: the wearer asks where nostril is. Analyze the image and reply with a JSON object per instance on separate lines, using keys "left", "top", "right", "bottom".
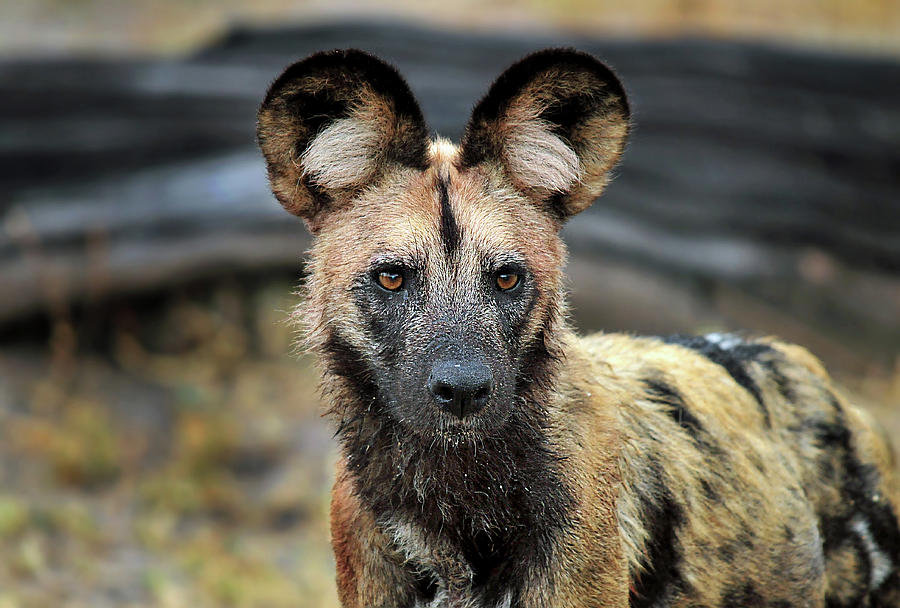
{"left": 434, "top": 384, "right": 454, "bottom": 403}
{"left": 428, "top": 359, "right": 493, "bottom": 419}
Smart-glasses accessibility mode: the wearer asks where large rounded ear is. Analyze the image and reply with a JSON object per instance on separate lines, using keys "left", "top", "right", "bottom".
{"left": 459, "top": 49, "right": 630, "bottom": 220}
{"left": 257, "top": 49, "right": 429, "bottom": 231}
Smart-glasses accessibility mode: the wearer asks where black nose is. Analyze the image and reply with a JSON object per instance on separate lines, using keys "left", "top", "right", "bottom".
{"left": 428, "top": 360, "right": 493, "bottom": 419}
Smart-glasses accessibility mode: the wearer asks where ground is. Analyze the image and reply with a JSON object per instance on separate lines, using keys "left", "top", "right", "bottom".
{"left": 0, "top": 277, "right": 896, "bottom": 608}
{"left": 0, "top": 282, "right": 339, "bottom": 608}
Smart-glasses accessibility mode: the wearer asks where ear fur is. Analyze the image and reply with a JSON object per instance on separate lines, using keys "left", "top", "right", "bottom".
{"left": 256, "top": 49, "right": 429, "bottom": 230}
{"left": 460, "top": 49, "right": 630, "bottom": 219}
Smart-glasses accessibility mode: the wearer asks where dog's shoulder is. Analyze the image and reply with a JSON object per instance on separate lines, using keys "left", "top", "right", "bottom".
{"left": 572, "top": 331, "right": 899, "bottom": 606}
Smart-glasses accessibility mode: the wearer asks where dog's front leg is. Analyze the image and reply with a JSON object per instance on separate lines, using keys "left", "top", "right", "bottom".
{"left": 331, "top": 465, "right": 422, "bottom": 608}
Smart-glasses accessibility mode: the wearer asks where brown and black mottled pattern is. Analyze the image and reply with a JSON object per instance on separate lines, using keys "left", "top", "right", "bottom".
{"left": 605, "top": 333, "right": 900, "bottom": 608}
{"left": 662, "top": 334, "right": 773, "bottom": 426}
{"left": 257, "top": 48, "right": 900, "bottom": 607}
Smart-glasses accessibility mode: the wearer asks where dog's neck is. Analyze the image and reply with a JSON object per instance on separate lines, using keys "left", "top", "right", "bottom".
{"left": 324, "top": 326, "right": 577, "bottom": 600}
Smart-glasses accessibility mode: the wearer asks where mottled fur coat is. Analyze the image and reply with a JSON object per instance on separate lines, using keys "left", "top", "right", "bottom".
{"left": 257, "top": 48, "right": 900, "bottom": 607}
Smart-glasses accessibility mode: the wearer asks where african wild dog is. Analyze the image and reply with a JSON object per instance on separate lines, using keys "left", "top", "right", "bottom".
{"left": 257, "top": 49, "right": 900, "bottom": 607}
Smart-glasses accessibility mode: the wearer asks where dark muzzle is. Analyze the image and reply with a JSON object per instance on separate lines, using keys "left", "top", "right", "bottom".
{"left": 428, "top": 359, "right": 493, "bottom": 419}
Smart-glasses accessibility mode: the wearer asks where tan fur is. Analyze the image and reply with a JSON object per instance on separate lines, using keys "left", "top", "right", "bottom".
{"left": 332, "top": 459, "right": 417, "bottom": 607}
{"left": 429, "top": 137, "right": 459, "bottom": 167}
{"left": 309, "top": 142, "right": 900, "bottom": 607}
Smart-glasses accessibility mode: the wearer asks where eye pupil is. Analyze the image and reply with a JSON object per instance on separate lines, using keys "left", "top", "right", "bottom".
{"left": 377, "top": 271, "right": 403, "bottom": 291}
{"left": 496, "top": 273, "right": 519, "bottom": 291}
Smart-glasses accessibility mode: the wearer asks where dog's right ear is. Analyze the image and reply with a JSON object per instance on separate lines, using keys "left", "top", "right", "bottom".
{"left": 257, "top": 50, "right": 429, "bottom": 231}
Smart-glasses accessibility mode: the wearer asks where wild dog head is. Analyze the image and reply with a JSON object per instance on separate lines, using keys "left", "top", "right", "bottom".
{"left": 258, "top": 49, "right": 629, "bottom": 443}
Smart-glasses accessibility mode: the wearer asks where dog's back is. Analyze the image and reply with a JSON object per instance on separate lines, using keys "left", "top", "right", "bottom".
{"left": 576, "top": 332, "right": 899, "bottom": 606}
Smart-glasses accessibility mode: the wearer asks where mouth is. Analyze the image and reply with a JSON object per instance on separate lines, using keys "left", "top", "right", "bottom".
{"left": 378, "top": 362, "right": 517, "bottom": 439}
{"left": 394, "top": 394, "right": 516, "bottom": 444}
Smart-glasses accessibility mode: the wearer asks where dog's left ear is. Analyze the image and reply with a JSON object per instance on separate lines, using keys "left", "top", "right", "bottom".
{"left": 459, "top": 49, "right": 630, "bottom": 219}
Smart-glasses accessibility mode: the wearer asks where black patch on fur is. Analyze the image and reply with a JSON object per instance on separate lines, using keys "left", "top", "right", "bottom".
{"left": 499, "top": 286, "right": 540, "bottom": 355}
{"left": 539, "top": 92, "right": 608, "bottom": 136}
{"left": 643, "top": 379, "right": 704, "bottom": 438}
{"left": 301, "top": 173, "right": 333, "bottom": 215}
{"left": 354, "top": 280, "right": 408, "bottom": 370}
{"left": 459, "top": 48, "right": 628, "bottom": 169}
{"left": 513, "top": 326, "right": 557, "bottom": 399}
{"left": 323, "top": 331, "right": 379, "bottom": 405}
{"left": 286, "top": 89, "right": 350, "bottom": 146}
{"left": 737, "top": 525, "right": 757, "bottom": 550}
{"left": 699, "top": 477, "right": 720, "bottom": 502}
{"left": 809, "top": 395, "right": 900, "bottom": 605}
{"left": 662, "top": 335, "right": 773, "bottom": 427}
{"left": 721, "top": 582, "right": 766, "bottom": 607}
{"left": 438, "top": 176, "right": 460, "bottom": 258}
{"left": 761, "top": 358, "right": 796, "bottom": 402}
{"left": 642, "top": 377, "right": 724, "bottom": 457}
{"left": 629, "top": 458, "right": 690, "bottom": 608}
{"left": 412, "top": 569, "right": 438, "bottom": 603}
{"left": 466, "top": 529, "right": 505, "bottom": 589}
{"left": 718, "top": 543, "right": 736, "bottom": 564}
{"left": 545, "top": 192, "right": 570, "bottom": 222}
{"left": 261, "top": 49, "right": 429, "bottom": 171}
{"left": 715, "top": 525, "right": 758, "bottom": 568}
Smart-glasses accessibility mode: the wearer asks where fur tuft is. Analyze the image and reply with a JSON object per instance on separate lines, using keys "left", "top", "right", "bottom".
{"left": 503, "top": 115, "right": 581, "bottom": 193}
{"left": 301, "top": 116, "right": 383, "bottom": 189}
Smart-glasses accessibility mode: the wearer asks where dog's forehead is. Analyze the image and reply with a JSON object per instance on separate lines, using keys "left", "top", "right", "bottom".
{"left": 324, "top": 156, "right": 558, "bottom": 270}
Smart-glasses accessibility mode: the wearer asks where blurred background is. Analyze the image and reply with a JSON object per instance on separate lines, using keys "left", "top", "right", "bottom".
{"left": 0, "top": 1, "right": 898, "bottom": 606}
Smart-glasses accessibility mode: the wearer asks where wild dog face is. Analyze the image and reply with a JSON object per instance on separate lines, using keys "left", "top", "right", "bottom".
{"left": 258, "top": 49, "right": 629, "bottom": 444}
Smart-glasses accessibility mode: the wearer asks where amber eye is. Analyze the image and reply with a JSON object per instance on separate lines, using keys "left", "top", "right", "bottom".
{"left": 377, "top": 271, "right": 404, "bottom": 291}
{"left": 496, "top": 273, "right": 520, "bottom": 291}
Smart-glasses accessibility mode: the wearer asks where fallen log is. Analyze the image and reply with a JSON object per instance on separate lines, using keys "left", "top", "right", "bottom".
{"left": 1, "top": 22, "right": 898, "bottom": 367}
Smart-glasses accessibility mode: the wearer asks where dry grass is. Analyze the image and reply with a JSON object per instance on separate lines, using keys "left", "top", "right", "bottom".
{"left": 0, "top": 282, "right": 340, "bottom": 608}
